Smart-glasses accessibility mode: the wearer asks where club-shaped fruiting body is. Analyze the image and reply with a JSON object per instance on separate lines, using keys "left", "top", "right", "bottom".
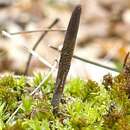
{"left": 51, "top": 5, "right": 81, "bottom": 112}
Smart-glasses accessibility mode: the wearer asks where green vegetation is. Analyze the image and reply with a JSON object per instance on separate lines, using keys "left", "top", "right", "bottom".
{"left": 0, "top": 73, "right": 129, "bottom": 130}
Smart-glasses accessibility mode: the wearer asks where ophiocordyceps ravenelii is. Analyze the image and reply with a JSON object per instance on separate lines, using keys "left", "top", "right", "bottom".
{"left": 51, "top": 5, "right": 81, "bottom": 113}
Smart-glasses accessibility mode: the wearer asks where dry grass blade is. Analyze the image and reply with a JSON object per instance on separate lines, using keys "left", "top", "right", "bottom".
{"left": 123, "top": 52, "right": 130, "bottom": 76}
{"left": 24, "top": 18, "right": 59, "bottom": 75}
{"left": 49, "top": 46, "right": 120, "bottom": 73}
{"left": 2, "top": 31, "right": 53, "bottom": 69}
{"left": 51, "top": 5, "right": 81, "bottom": 113}
{"left": 6, "top": 61, "right": 57, "bottom": 124}
{"left": 122, "top": 52, "right": 130, "bottom": 97}
{"left": 8, "top": 28, "right": 66, "bottom": 35}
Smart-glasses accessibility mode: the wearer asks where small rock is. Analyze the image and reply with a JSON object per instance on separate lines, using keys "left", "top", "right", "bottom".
{"left": 122, "top": 9, "right": 130, "bottom": 24}
{"left": 0, "top": 0, "right": 13, "bottom": 8}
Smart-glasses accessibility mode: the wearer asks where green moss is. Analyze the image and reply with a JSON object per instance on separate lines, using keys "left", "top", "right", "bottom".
{"left": 0, "top": 75, "right": 26, "bottom": 113}
{"left": 0, "top": 73, "right": 130, "bottom": 130}
{"left": 65, "top": 78, "right": 100, "bottom": 101}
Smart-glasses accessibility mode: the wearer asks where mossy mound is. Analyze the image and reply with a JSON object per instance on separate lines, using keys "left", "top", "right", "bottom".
{"left": 0, "top": 73, "right": 130, "bottom": 130}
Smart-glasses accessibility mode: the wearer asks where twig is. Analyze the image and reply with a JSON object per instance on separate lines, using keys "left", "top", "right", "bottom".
{"left": 6, "top": 103, "right": 23, "bottom": 124}
{"left": 74, "top": 55, "right": 120, "bottom": 72}
{"left": 7, "top": 28, "right": 66, "bottom": 35}
{"left": 122, "top": 52, "right": 130, "bottom": 97}
{"left": 30, "top": 61, "right": 57, "bottom": 95}
{"left": 49, "top": 46, "right": 120, "bottom": 73}
{"left": 2, "top": 31, "right": 53, "bottom": 69}
{"left": 51, "top": 5, "right": 81, "bottom": 113}
{"left": 6, "top": 61, "right": 57, "bottom": 124}
{"left": 25, "top": 47, "right": 53, "bottom": 68}
{"left": 24, "top": 18, "right": 59, "bottom": 75}
{"left": 123, "top": 52, "right": 130, "bottom": 75}
{"left": 123, "top": 52, "right": 130, "bottom": 68}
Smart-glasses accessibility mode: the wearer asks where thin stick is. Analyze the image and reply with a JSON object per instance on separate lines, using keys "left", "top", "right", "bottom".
{"left": 123, "top": 52, "right": 130, "bottom": 68}
{"left": 24, "top": 18, "right": 59, "bottom": 75}
{"left": 51, "top": 5, "right": 81, "bottom": 113}
{"left": 74, "top": 55, "right": 120, "bottom": 72}
{"left": 24, "top": 46, "right": 53, "bottom": 69}
{"left": 7, "top": 28, "right": 66, "bottom": 35}
{"left": 123, "top": 52, "right": 130, "bottom": 75}
{"left": 6, "top": 61, "right": 57, "bottom": 124}
{"left": 2, "top": 31, "right": 53, "bottom": 69}
{"left": 50, "top": 46, "right": 120, "bottom": 73}
{"left": 30, "top": 61, "right": 57, "bottom": 95}
{"left": 122, "top": 52, "right": 130, "bottom": 96}
{"left": 6, "top": 103, "right": 22, "bottom": 124}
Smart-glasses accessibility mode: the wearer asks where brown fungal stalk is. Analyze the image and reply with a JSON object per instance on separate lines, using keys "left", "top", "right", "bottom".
{"left": 51, "top": 5, "right": 81, "bottom": 113}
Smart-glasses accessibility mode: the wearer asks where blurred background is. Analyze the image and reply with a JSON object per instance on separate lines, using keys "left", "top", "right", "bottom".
{"left": 0, "top": 0, "right": 130, "bottom": 82}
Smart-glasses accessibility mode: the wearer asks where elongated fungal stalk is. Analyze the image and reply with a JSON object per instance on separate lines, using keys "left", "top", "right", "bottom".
{"left": 51, "top": 5, "right": 81, "bottom": 113}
